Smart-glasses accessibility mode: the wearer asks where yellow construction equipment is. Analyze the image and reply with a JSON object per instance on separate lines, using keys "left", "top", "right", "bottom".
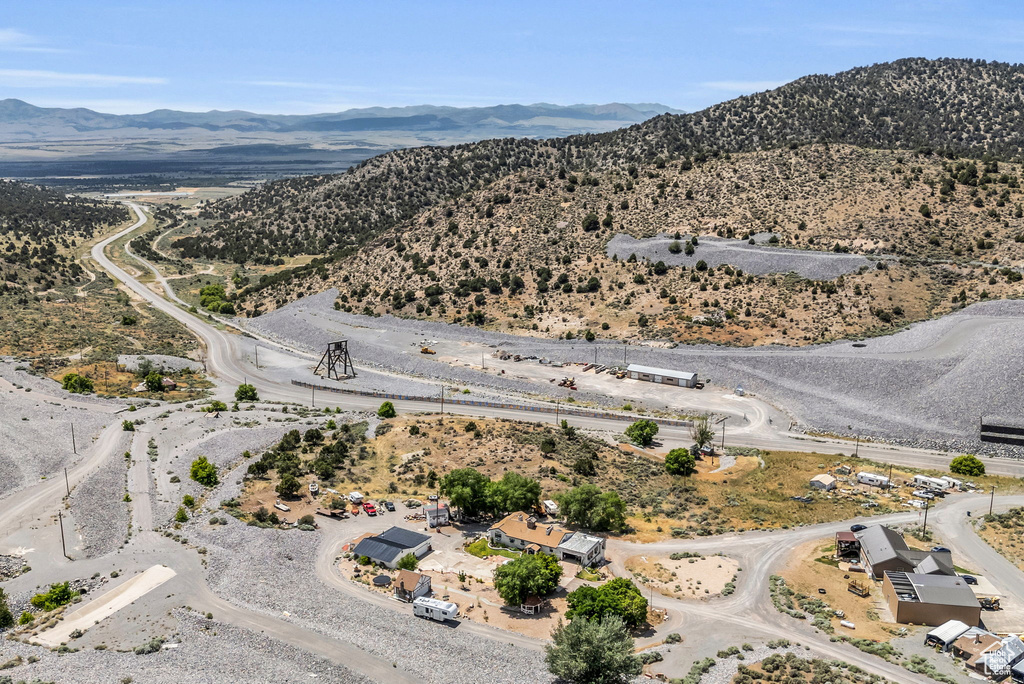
{"left": 979, "top": 596, "right": 1002, "bottom": 611}
{"left": 420, "top": 347, "right": 436, "bottom": 355}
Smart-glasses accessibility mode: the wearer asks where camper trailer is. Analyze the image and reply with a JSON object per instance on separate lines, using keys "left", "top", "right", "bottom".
{"left": 857, "top": 472, "right": 890, "bottom": 488}
{"left": 413, "top": 597, "right": 458, "bottom": 622}
{"left": 913, "top": 475, "right": 948, "bottom": 491}
{"left": 349, "top": 491, "right": 364, "bottom": 504}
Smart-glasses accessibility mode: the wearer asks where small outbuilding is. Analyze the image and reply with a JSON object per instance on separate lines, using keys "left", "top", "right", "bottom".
{"left": 394, "top": 569, "right": 431, "bottom": 602}
{"left": 810, "top": 474, "right": 837, "bottom": 491}
{"left": 626, "top": 364, "right": 698, "bottom": 388}
{"left": 425, "top": 503, "right": 450, "bottom": 528}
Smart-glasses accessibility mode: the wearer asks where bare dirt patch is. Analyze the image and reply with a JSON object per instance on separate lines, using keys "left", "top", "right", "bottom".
{"left": 626, "top": 553, "right": 739, "bottom": 600}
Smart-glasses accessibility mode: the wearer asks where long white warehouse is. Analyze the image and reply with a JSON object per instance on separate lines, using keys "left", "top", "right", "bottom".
{"left": 626, "top": 364, "right": 698, "bottom": 388}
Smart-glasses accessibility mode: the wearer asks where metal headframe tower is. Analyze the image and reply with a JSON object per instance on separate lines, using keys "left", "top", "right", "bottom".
{"left": 315, "top": 340, "right": 355, "bottom": 379}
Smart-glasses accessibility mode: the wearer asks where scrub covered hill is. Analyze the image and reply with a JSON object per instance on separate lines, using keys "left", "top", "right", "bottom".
{"left": 0, "top": 180, "right": 129, "bottom": 291}
{"left": 180, "top": 58, "right": 1024, "bottom": 264}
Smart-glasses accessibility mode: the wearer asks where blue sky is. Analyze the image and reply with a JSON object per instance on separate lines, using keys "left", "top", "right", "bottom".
{"left": 2, "top": 0, "right": 1023, "bottom": 115}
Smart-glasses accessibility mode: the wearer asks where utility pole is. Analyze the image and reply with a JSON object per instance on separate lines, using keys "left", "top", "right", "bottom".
{"left": 482, "top": 352, "right": 485, "bottom": 369}
{"left": 922, "top": 499, "right": 930, "bottom": 537}
{"left": 555, "top": 400, "right": 559, "bottom": 424}
{"left": 440, "top": 387, "right": 444, "bottom": 416}
{"left": 58, "top": 511, "right": 69, "bottom": 560}
{"left": 311, "top": 386, "right": 315, "bottom": 408}
{"left": 64, "top": 468, "right": 70, "bottom": 497}
{"left": 855, "top": 435, "right": 860, "bottom": 458}
{"left": 255, "top": 345, "right": 259, "bottom": 370}
{"left": 887, "top": 463, "right": 893, "bottom": 491}
{"left": 623, "top": 341, "right": 627, "bottom": 365}
{"left": 990, "top": 486, "right": 996, "bottom": 516}
{"left": 71, "top": 423, "right": 76, "bottom": 454}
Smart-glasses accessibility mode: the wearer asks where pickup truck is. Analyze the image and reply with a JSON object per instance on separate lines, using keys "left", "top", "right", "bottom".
{"left": 362, "top": 502, "right": 377, "bottom": 516}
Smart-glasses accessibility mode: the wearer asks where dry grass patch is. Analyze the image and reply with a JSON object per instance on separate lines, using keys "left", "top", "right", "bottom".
{"left": 626, "top": 553, "right": 739, "bottom": 600}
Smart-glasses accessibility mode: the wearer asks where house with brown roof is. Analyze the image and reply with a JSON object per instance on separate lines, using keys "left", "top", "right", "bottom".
{"left": 488, "top": 513, "right": 606, "bottom": 566}
{"left": 953, "top": 629, "right": 1024, "bottom": 675}
{"left": 394, "top": 569, "right": 431, "bottom": 602}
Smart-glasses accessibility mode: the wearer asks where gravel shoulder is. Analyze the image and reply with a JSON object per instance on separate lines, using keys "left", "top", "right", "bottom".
{"left": 68, "top": 431, "right": 132, "bottom": 558}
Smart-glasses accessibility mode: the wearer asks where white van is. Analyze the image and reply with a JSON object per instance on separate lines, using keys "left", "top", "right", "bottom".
{"left": 413, "top": 597, "right": 458, "bottom": 622}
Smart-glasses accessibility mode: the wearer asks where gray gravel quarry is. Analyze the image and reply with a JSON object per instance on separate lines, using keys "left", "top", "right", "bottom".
{"left": 0, "top": 609, "right": 375, "bottom": 684}
{"left": 68, "top": 432, "right": 132, "bottom": 558}
{"left": 190, "top": 517, "right": 553, "bottom": 684}
{"left": 118, "top": 353, "right": 202, "bottom": 374}
{"left": 606, "top": 233, "right": 871, "bottom": 279}
{"left": 242, "top": 291, "right": 1024, "bottom": 453}
{"left": 0, "top": 370, "right": 119, "bottom": 500}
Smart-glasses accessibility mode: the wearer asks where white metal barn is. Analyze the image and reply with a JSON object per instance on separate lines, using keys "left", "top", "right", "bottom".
{"left": 626, "top": 364, "right": 697, "bottom": 388}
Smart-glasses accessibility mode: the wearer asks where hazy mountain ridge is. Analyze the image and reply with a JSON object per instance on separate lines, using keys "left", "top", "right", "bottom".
{"left": 183, "top": 58, "right": 1024, "bottom": 265}
{"left": 0, "top": 100, "right": 682, "bottom": 137}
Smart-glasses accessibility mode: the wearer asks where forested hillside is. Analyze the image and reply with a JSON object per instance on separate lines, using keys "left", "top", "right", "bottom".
{"left": 0, "top": 180, "right": 128, "bottom": 290}
{"left": 181, "top": 58, "right": 1024, "bottom": 264}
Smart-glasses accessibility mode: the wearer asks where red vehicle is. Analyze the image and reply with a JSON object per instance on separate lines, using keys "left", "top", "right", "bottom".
{"left": 363, "top": 502, "right": 377, "bottom": 516}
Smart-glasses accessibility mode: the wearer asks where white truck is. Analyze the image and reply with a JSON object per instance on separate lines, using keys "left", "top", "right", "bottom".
{"left": 413, "top": 597, "right": 458, "bottom": 622}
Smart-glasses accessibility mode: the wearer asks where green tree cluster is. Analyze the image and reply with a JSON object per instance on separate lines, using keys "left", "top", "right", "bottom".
{"left": 950, "top": 453, "right": 985, "bottom": 476}
{"left": 61, "top": 373, "right": 94, "bottom": 394}
{"left": 624, "top": 419, "right": 659, "bottom": 447}
{"left": 493, "top": 553, "right": 562, "bottom": 605}
{"left": 545, "top": 616, "right": 642, "bottom": 684}
{"left": 439, "top": 468, "right": 541, "bottom": 517}
{"left": 396, "top": 553, "right": 419, "bottom": 571}
{"left": 566, "top": 578, "right": 648, "bottom": 628}
{"left": 144, "top": 371, "right": 164, "bottom": 393}
{"left": 377, "top": 401, "right": 397, "bottom": 418}
{"left": 235, "top": 383, "right": 259, "bottom": 402}
{"left": 557, "top": 484, "right": 628, "bottom": 532}
{"left": 0, "top": 588, "right": 13, "bottom": 628}
{"left": 665, "top": 447, "right": 696, "bottom": 476}
{"left": 190, "top": 456, "right": 219, "bottom": 487}
{"left": 30, "top": 582, "right": 77, "bottom": 612}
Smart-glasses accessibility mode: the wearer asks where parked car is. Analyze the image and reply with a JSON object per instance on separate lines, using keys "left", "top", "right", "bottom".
{"left": 363, "top": 503, "right": 377, "bottom": 516}
{"left": 961, "top": 575, "right": 978, "bottom": 585}
{"left": 384, "top": 501, "right": 396, "bottom": 512}
{"left": 913, "top": 490, "right": 935, "bottom": 500}
{"left": 850, "top": 524, "right": 867, "bottom": 532}
{"left": 931, "top": 546, "right": 951, "bottom": 554}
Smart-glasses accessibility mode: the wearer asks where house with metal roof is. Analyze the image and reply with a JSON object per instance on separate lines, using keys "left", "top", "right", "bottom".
{"left": 557, "top": 532, "right": 606, "bottom": 567}
{"left": 351, "top": 526, "right": 432, "bottom": 569}
{"left": 626, "top": 364, "right": 698, "bottom": 388}
{"left": 883, "top": 571, "right": 980, "bottom": 626}
{"left": 854, "top": 525, "right": 955, "bottom": 579}
{"left": 810, "top": 474, "right": 837, "bottom": 491}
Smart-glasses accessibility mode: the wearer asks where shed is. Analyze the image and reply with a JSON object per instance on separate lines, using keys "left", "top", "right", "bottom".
{"left": 835, "top": 531, "right": 860, "bottom": 559}
{"left": 425, "top": 503, "right": 450, "bottom": 528}
{"left": 394, "top": 569, "right": 431, "bottom": 602}
{"left": 810, "top": 474, "right": 837, "bottom": 491}
{"left": 925, "top": 620, "right": 971, "bottom": 651}
{"left": 625, "top": 364, "right": 698, "bottom": 388}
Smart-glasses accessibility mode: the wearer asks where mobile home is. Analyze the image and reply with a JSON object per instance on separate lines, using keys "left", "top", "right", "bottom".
{"left": 857, "top": 472, "right": 890, "bottom": 488}
{"left": 913, "top": 475, "right": 948, "bottom": 490}
{"left": 413, "top": 597, "right": 458, "bottom": 622}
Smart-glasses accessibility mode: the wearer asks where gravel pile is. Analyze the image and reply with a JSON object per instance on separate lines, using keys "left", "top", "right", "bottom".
{"left": 242, "top": 292, "right": 1024, "bottom": 453}
{"left": 606, "top": 233, "right": 871, "bottom": 280}
{"left": 189, "top": 517, "right": 552, "bottom": 684}
{"left": 68, "top": 433, "right": 132, "bottom": 558}
{"left": 0, "top": 555, "right": 27, "bottom": 581}
{"left": 160, "top": 425, "right": 286, "bottom": 523}
{"left": 0, "top": 384, "right": 115, "bottom": 500}
{"left": 117, "top": 354, "right": 202, "bottom": 374}
{"left": 686, "top": 644, "right": 803, "bottom": 684}
{"left": 0, "top": 609, "right": 374, "bottom": 684}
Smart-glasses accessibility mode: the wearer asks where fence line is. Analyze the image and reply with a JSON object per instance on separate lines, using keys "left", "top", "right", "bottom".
{"left": 290, "top": 379, "right": 691, "bottom": 427}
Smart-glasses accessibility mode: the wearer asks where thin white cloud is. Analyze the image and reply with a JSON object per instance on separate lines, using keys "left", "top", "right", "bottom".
{"left": 0, "top": 28, "right": 66, "bottom": 53}
{"left": 810, "top": 22, "right": 933, "bottom": 37}
{"left": 701, "top": 80, "right": 789, "bottom": 93}
{"left": 0, "top": 69, "right": 166, "bottom": 88}
{"left": 242, "top": 80, "right": 372, "bottom": 92}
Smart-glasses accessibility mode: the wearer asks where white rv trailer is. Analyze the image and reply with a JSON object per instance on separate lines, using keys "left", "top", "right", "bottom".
{"left": 413, "top": 597, "right": 458, "bottom": 622}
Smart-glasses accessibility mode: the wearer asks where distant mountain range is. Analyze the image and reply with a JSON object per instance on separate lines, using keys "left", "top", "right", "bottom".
{"left": 0, "top": 99, "right": 683, "bottom": 139}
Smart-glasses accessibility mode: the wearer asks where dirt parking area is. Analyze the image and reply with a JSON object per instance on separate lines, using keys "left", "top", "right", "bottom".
{"left": 625, "top": 553, "right": 739, "bottom": 599}
{"left": 781, "top": 537, "right": 899, "bottom": 641}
